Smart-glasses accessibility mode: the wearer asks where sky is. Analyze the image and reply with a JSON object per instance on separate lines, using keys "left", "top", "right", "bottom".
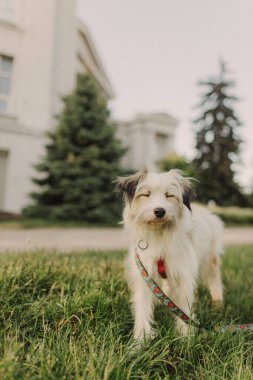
{"left": 77, "top": 0, "right": 253, "bottom": 190}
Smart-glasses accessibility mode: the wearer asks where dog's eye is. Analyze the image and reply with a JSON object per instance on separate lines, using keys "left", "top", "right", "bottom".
{"left": 139, "top": 193, "right": 150, "bottom": 198}
{"left": 165, "top": 193, "right": 174, "bottom": 198}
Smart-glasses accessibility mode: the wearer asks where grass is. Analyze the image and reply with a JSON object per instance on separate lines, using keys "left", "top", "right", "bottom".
{"left": 0, "top": 246, "right": 252, "bottom": 379}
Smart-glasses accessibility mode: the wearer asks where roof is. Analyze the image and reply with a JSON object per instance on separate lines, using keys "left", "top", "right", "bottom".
{"left": 133, "top": 112, "right": 179, "bottom": 127}
{"left": 76, "top": 19, "right": 115, "bottom": 99}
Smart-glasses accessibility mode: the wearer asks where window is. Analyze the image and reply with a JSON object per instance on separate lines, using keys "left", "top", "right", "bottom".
{"left": 0, "top": 55, "right": 13, "bottom": 113}
{"left": 0, "top": 0, "right": 15, "bottom": 22}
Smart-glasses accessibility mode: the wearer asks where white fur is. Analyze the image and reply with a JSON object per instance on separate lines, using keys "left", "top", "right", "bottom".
{"left": 118, "top": 170, "right": 224, "bottom": 340}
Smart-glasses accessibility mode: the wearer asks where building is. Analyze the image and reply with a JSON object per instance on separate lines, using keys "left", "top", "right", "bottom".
{"left": 117, "top": 112, "right": 178, "bottom": 170}
{"left": 0, "top": 1, "right": 178, "bottom": 215}
{"left": 0, "top": 0, "right": 113, "bottom": 213}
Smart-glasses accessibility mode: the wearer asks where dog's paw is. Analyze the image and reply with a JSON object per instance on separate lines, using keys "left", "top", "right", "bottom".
{"left": 175, "top": 318, "right": 196, "bottom": 336}
{"left": 211, "top": 299, "right": 223, "bottom": 310}
{"left": 210, "top": 288, "right": 223, "bottom": 304}
{"left": 134, "top": 328, "right": 157, "bottom": 341}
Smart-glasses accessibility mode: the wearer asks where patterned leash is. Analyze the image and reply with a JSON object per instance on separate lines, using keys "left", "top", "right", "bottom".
{"left": 135, "top": 250, "right": 253, "bottom": 333}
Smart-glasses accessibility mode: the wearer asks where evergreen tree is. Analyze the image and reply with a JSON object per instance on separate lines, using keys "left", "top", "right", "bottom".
{"left": 193, "top": 62, "right": 247, "bottom": 206}
{"left": 23, "top": 74, "right": 126, "bottom": 222}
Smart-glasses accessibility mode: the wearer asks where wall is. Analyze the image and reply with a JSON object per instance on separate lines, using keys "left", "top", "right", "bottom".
{"left": 116, "top": 113, "right": 178, "bottom": 170}
{"left": 0, "top": 117, "right": 46, "bottom": 212}
{"left": 0, "top": 0, "right": 76, "bottom": 212}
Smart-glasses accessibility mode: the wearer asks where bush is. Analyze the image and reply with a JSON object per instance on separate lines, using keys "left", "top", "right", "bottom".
{"left": 159, "top": 153, "right": 197, "bottom": 178}
{"left": 207, "top": 205, "right": 253, "bottom": 225}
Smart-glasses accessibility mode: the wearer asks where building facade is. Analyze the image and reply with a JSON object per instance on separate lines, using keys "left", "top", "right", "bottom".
{"left": 117, "top": 113, "right": 178, "bottom": 170}
{"left": 0, "top": 0, "right": 113, "bottom": 213}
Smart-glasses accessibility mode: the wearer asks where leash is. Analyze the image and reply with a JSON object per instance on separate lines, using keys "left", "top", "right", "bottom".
{"left": 135, "top": 249, "right": 253, "bottom": 333}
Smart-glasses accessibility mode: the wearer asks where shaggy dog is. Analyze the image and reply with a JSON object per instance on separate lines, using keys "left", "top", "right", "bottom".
{"left": 115, "top": 169, "right": 223, "bottom": 340}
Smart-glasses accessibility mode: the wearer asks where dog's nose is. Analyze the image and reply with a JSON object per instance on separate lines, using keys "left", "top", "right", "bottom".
{"left": 154, "top": 208, "right": 166, "bottom": 218}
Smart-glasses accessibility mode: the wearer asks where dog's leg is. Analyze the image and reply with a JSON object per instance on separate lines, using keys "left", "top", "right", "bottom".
{"left": 167, "top": 283, "right": 195, "bottom": 336}
{"left": 205, "top": 254, "right": 223, "bottom": 302}
{"left": 131, "top": 278, "right": 155, "bottom": 340}
{"left": 175, "top": 315, "right": 194, "bottom": 336}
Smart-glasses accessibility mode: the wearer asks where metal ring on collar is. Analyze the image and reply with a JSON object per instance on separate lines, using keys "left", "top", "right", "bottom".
{"left": 138, "top": 240, "right": 149, "bottom": 250}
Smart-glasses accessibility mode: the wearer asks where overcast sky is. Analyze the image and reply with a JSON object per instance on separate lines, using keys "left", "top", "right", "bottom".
{"left": 77, "top": 0, "right": 253, "bottom": 190}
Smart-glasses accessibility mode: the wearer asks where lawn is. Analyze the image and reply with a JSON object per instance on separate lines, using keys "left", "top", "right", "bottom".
{"left": 0, "top": 246, "right": 252, "bottom": 379}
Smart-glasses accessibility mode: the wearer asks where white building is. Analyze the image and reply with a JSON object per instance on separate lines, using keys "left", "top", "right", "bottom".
{"left": 0, "top": 0, "right": 113, "bottom": 213}
{"left": 0, "top": 1, "right": 178, "bottom": 215}
{"left": 117, "top": 112, "right": 178, "bottom": 170}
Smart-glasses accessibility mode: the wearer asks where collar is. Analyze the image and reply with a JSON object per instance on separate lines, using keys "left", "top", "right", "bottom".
{"left": 157, "top": 259, "right": 167, "bottom": 279}
{"left": 137, "top": 240, "right": 167, "bottom": 279}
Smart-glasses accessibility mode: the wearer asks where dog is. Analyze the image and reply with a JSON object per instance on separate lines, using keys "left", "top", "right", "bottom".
{"left": 115, "top": 169, "right": 223, "bottom": 340}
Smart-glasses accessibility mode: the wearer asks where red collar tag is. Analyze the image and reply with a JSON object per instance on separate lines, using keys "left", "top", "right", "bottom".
{"left": 157, "top": 259, "right": 167, "bottom": 279}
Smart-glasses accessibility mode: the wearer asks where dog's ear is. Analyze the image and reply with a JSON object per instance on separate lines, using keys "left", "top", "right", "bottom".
{"left": 169, "top": 169, "right": 195, "bottom": 211}
{"left": 182, "top": 182, "right": 194, "bottom": 211}
{"left": 114, "top": 170, "right": 147, "bottom": 202}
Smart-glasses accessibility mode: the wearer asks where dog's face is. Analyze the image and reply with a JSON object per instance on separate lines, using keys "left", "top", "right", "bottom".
{"left": 115, "top": 170, "right": 194, "bottom": 230}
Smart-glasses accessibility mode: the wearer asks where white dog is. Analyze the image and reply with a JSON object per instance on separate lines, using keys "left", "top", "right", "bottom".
{"left": 115, "top": 169, "right": 223, "bottom": 340}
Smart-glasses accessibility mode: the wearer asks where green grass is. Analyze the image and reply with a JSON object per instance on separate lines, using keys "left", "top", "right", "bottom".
{"left": 0, "top": 246, "right": 252, "bottom": 379}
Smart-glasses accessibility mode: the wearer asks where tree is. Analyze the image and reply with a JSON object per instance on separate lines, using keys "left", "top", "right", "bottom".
{"left": 23, "top": 74, "right": 126, "bottom": 223}
{"left": 159, "top": 153, "right": 197, "bottom": 178}
{"left": 193, "top": 61, "right": 248, "bottom": 206}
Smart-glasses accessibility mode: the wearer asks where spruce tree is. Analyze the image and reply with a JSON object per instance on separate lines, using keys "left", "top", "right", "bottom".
{"left": 193, "top": 62, "right": 247, "bottom": 206}
{"left": 23, "top": 74, "right": 126, "bottom": 222}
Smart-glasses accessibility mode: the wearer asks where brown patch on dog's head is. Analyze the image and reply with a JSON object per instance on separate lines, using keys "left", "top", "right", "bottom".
{"left": 114, "top": 170, "right": 147, "bottom": 202}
